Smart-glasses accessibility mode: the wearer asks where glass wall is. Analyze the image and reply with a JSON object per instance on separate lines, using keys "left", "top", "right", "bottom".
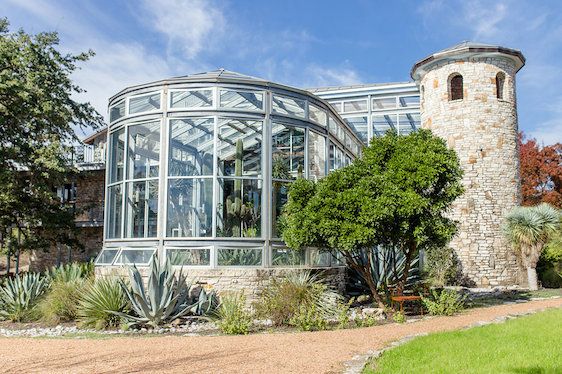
{"left": 316, "top": 85, "right": 420, "bottom": 145}
{"left": 101, "top": 78, "right": 360, "bottom": 268}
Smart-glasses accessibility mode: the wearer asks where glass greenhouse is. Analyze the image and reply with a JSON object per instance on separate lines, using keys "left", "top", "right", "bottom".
{"left": 96, "top": 70, "right": 363, "bottom": 269}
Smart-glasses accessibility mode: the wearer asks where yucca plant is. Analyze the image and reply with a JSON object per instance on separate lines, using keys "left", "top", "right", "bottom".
{"left": 503, "top": 203, "right": 560, "bottom": 290}
{"left": 115, "top": 254, "right": 213, "bottom": 327}
{"left": 216, "top": 292, "right": 252, "bottom": 335}
{"left": 78, "top": 277, "right": 129, "bottom": 329}
{"left": 0, "top": 273, "right": 48, "bottom": 322}
{"left": 47, "top": 261, "right": 94, "bottom": 283}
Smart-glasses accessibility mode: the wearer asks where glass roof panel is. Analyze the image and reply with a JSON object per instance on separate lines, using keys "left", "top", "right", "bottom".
{"left": 272, "top": 95, "right": 306, "bottom": 118}
{"left": 398, "top": 96, "right": 420, "bottom": 108}
{"left": 171, "top": 89, "right": 213, "bottom": 108}
{"left": 372, "top": 114, "right": 396, "bottom": 137}
{"left": 343, "top": 99, "right": 368, "bottom": 113}
{"left": 372, "top": 97, "right": 396, "bottom": 110}
{"left": 220, "top": 90, "right": 263, "bottom": 111}
{"left": 343, "top": 116, "right": 368, "bottom": 144}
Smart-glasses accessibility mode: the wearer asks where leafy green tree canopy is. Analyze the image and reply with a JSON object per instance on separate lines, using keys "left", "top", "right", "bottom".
{"left": 0, "top": 18, "right": 103, "bottom": 257}
{"left": 282, "top": 129, "right": 464, "bottom": 304}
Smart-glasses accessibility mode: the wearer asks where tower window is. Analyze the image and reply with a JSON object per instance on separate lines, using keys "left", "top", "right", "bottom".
{"left": 449, "top": 74, "right": 463, "bottom": 101}
{"left": 496, "top": 72, "right": 505, "bottom": 100}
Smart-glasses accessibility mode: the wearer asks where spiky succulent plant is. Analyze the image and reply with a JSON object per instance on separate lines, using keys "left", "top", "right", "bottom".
{"left": 114, "top": 254, "right": 215, "bottom": 327}
{"left": 0, "top": 272, "right": 48, "bottom": 322}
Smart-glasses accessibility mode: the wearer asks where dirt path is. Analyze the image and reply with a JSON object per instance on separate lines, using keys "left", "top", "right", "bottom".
{"left": 1, "top": 298, "right": 561, "bottom": 374}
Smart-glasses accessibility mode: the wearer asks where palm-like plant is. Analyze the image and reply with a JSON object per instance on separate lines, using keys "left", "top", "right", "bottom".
{"left": 503, "top": 203, "right": 560, "bottom": 290}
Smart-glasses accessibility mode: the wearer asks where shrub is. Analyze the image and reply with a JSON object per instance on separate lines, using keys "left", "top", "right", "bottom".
{"left": 254, "top": 271, "right": 340, "bottom": 326}
{"left": 354, "top": 314, "right": 379, "bottom": 328}
{"left": 47, "top": 261, "right": 94, "bottom": 284}
{"left": 393, "top": 311, "right": 406, "bottom": 323}
{"left": 289, "top": 304, "right": 327, "bottom": 331}
{"left": 422, "top": 289, "right": 466, "bottom": 316}
{"left": 537, "top": 229, "right": 562, "bottom": 288}
{"left": 216, "top": 292, "right": 252, "bottom": 335}
{"left": 0, "top": 273, "right": 48, "bottom": 322}
{"left": 39, "top": 279, "right": 86, "bottom": 324}
{"left": 78, "top": 277, "right": 129, "bottom": 329}
{"left": 423, "top": 246, "right": 460, "bottom": 287}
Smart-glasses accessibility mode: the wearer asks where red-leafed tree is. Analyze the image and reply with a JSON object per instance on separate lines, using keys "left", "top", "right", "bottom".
{"left": 519, "top": 132, "right": 562, "bottom": 208}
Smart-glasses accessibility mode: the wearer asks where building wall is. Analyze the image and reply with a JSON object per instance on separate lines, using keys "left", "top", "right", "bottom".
{"left": 419, "top": 56, "right": 522, "bottom": 286}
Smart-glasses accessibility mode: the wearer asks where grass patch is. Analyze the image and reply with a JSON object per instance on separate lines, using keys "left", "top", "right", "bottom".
{"left": 364, "top": 308, "right": 562, "bottom": 373}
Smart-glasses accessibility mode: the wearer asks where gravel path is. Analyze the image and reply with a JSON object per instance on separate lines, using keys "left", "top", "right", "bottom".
{"left": 1, "top": 298, "right": 560, "bottom": 374}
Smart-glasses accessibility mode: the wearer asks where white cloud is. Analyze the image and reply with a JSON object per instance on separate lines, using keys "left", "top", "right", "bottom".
{"left": 528, "top": 120, "right": 562, "bottom": 145}
{"left": 140, "top": 0, "right": 225, "bottom": 59}
{"left": 462, "top": 1, "right": 508, "bottom": 40}
{"left": 304, "top": 65, "right": 362, "bottom": 87}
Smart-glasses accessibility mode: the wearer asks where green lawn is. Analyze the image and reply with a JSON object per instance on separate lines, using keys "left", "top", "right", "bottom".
{"left": 364, "top": 308, "right": 562, "bottom": 373}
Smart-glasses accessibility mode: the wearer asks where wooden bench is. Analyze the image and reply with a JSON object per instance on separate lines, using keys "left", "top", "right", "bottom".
{"left": 389, "top": 288, "right": 424, "bottom": 315}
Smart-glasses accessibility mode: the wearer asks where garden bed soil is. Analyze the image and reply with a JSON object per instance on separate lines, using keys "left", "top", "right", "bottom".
{"left": 0, "top": 297, "right": 560, "bottom": 373}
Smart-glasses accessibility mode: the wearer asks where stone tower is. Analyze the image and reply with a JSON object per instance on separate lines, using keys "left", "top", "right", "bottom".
{"left": 411, "top": 42, "right": 526, "bottom": 287}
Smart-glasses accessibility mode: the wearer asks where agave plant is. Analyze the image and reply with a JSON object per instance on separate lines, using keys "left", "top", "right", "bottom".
{"left": 348, "top": 246, "right": 419, "bottom": 296}
{"left": 115, "top": 254, "right": 214, "bottom": 327}
{"left": 0, "top": 273, "right": 48, "bottom": 322}
{"left": 503, "top": 203, "right": 560, "bottom": 290}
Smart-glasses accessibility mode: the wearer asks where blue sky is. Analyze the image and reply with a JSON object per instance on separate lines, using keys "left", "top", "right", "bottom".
{"left": 4, "top": 0, "right": 562, "bottom": 144}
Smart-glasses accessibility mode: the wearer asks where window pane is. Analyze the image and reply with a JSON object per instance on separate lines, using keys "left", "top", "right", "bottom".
{"left": 328, "top": 115, "right": 338, "bottom": 135}
{"left": 168, "top": 248, "right": 210, "bottom": 266}
{"left": 217, "top": 119, "right": 262, "bottom": 177}
{"left": 129, "top": 92, "right": 161, "bottom": 114}
{"left": 329, "top": 143, "right": 335, "bottom": 171}
{"left": 308, "top": 104, "right": 327, "bottom": 126}
{"left": 309, "top": 249, "right": 331, "bottom": 267}
{"left": 167, "top": 178, "right": 212, "bottom": 238}
{"left": 343, "top": 99, "right": 367, "bottom": 112}
{"left": 115, "top": 249, "right": 155, "bottom": 265}
{"left": 398, "top": 96, "right": 420, "bottom": 108}
{"left": 95, "top": 249, "right": 119, "bottom": 265}
{"left": 169, "top": 118, "right": 213, "bottom": 176}
{"left": 220, "top": 90, "right": 263, "bottom": 110}
{"left": 128, "top": 121, "right": 160, "bottom": 179}
{"left": 109, "top": 129, "right": 125, "bottom": 183}
{"left": 125, "top": 180, "right": 158, "bottom": 238}
{"left": 110, "top": 100, "right": 125, "bottom": 122}
{"left": 271, "top": 181, "right": 290, "bottom": 238}
{"left": 272, "top": 247, "right": 305, "bottom": 266}
{"left": 272, "top": 95, "right": 305, "bottom": 118}
{"left": 272, "top": 123, "right": 305, "bottom": 180}
{"left": 330, "top": 102, "right": 342, "bottom": 113}
{"left": 107, "top": 185, "right": 122, "bottom": 239}
{"left": 217, "top": 179, "right": 261, "bottom": 238}
{"left": 217, "top": 248, "right": 262, "bottom": 266}
{"left": 398, "top": 113, "right": 420, "bottom": 135}
{"left": 170, "top": 89, "right": 213, "bottom": 108}
{"left": 343, "top": 117, "right": 368, "bottom": 144}
{"left": 309, "top": 131, "right": 326, "bottom": 180}
{"left": 372, "top": 114, "right": 396, "bottom": 136}
{"left": 372, "top": 97, "right": 396, "bottom": 110}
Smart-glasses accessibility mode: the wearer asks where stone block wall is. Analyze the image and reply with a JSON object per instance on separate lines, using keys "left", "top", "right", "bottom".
{"left": 419, "top": 56, "right": 522, "bottom": 287}
{"left": 96, "top": 266, "right": 346, "bottom": 304}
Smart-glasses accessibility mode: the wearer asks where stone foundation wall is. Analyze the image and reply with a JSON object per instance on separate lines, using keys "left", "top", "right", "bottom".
{"left": 95, "top": 266, "right": 346, "bottom": 303}
{"left": 419, "top": 56, "right": 522, "bottom": 287}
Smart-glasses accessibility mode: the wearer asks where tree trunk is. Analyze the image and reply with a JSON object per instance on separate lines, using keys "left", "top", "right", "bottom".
{"left": 15, "top": 226, "right": 21, "bottom": 275}
{"left": 397, "top": 241, "right": 416, "bottom": 295}
{"left": 345, "top": 251, "right": 386, "bottom": 309}
{"left": 527, "top": 266, "right": 539, "bottom": 291}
